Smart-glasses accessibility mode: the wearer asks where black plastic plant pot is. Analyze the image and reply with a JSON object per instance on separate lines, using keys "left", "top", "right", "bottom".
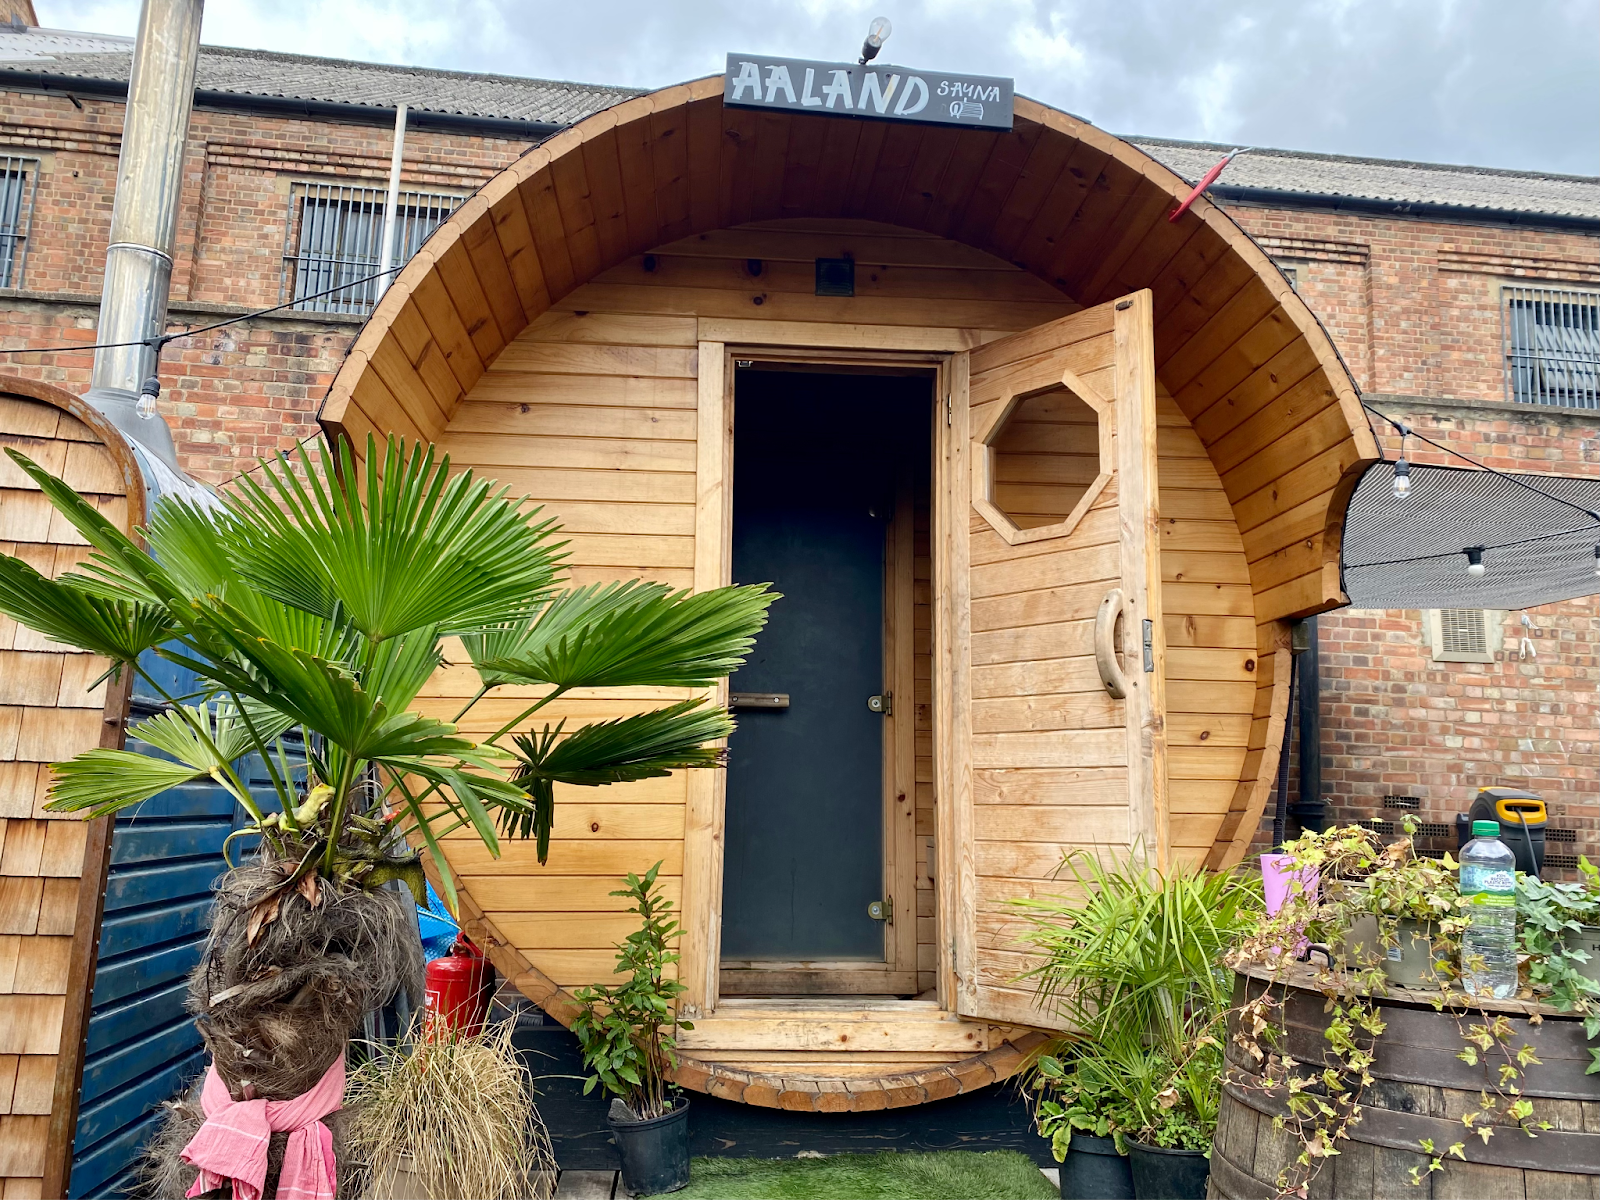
{"left": 1127, "top": 1140, "right": 1209, "bottom": 1200}
{"left": 607, "top": 1097, "right": 690, "bottom": 1195}
{"left": 1060, "top": 1134, "right": 1134, "bottom": 1199}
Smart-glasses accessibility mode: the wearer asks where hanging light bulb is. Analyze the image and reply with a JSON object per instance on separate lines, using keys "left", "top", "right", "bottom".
{"left": 1464, "top": 546, "right": 1485, "bottom": 577}
{"left": 860, "top": 16, "right": 892, "bottom": 63}
{"left": 136, "top": 375, "right": 161, "bottom": 420}
{"left": 1392, "top": 457, "right": 1411, "bottom": 499}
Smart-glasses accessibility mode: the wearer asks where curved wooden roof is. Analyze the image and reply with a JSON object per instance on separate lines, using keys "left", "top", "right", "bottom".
{"left": 321, "top": 74, "right": 1376, "bottom": 622}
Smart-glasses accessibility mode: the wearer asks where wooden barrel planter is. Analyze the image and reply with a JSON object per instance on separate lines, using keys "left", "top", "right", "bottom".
{"left": 1212, "top": 963, "right": 1600, "bottom": 1200}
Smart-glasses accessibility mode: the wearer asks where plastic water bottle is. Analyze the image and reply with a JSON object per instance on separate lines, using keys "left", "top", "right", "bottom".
{"left": 1460, "top": 819, "right": 1518, "bottom": 999}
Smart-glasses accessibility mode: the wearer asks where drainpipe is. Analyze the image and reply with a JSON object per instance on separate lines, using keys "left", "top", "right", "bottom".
{"left": 375, "top": 103, "right": 407, "bottom": 302}
{"left": 1294, "top": 615, "right": 1325, "bottom": 832}
{"left": 83, "top": 0, "right": 203, "bottom": 481}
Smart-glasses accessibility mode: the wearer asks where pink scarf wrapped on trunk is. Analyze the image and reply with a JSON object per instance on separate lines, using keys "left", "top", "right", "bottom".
{"left": 180, "top": 1053, "right": 344, "bottom": 1200}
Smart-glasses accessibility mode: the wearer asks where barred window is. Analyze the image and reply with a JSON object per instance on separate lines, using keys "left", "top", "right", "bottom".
{"left": 281, "top": 181, "right": 464, "bottom": 315}
{"left": 0, "top": 154, "right": 40, "bottom": 289}
{"left": 1504, "top": 285, "right": 1600, "bottom": 409}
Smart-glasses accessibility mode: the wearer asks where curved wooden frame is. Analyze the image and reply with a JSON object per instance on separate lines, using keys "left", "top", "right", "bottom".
{"left": 0, "top": 375, "right": 147, "bottom": 1199}
{"left": 319, "top": 78, "right": 1382, "bottom": 1102}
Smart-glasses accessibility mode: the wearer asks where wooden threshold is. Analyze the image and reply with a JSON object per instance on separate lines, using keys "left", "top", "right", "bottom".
{"left": 677, "top": 998, "right": 991, "bottom": 1054}
{"left": 719, "top": 962, "right": 919, "bottom": 997}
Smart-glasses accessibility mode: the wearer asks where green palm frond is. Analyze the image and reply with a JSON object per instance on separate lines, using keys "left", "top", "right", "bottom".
{"left": 139, "top": 492, "right": 245, "bottom": 604}
{"left": 5, "top": 449, "right": 175, "bottom": 605}
{"left": 506, "top": 700, "right": 733, "bottom": 861}
{"left": 46, "top": 749, "right": 214, "bottom": 818}
{"left": 220, "top": 436, "right": 567, "bottom": 641}
{"left": 465, "top": 582, "right": 776, "bottom": 690}
{"left": 185, "top": 611, "right": 473, "bottom": 762}
{"left": 45, "top": 696, "right": 296, "bottom": 820}
{"left": 511, "top": 699, "right": 733, "bottom": 786}
{"left": 140, "top": 698, "right": 297, "bottom": 772}
{"left": 0, "top": 553, "right": 176, "bottom": 665}
{"left": 462, "top": 581, "right": 665, "bottom": 688}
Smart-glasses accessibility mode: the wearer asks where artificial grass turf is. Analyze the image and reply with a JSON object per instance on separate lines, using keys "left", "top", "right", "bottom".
{"left": 651, "top": 1150, "right": 1058, "bottom": 1199}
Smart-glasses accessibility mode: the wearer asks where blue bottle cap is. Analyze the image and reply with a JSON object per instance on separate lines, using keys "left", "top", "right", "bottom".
{"left": 1471, "top": 819, "right": 1500, "bottom": 838}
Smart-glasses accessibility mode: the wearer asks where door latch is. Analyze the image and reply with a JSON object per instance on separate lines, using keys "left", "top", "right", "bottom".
{"left": 867, "top": 693, "right": 892, "bottom": 715}
{"left": 867, "top": 898, "right": 893, "bottom": 922}
{"left": 730, "top": 692, "right": 789, "bottom": 709}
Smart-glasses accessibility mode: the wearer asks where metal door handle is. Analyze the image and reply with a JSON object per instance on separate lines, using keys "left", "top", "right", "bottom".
{"left": 730, "top": 692, "right": 789, "bottom": 709}
{"left": 1096, "top": 589, "right": 1128, "bottom": 700}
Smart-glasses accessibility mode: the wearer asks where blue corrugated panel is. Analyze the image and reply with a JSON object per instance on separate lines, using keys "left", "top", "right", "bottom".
{"left": 69, "top": 652, "right": 298, "bottom": 1199}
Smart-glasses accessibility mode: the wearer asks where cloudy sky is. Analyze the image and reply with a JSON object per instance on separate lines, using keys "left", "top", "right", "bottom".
{"left": 46, "top": 0, "right": 1600, "bottom": 175}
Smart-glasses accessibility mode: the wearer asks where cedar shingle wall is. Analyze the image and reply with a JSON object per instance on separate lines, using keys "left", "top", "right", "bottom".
{"left": 0, "top": 392, "right": 127, "bottom": 1197}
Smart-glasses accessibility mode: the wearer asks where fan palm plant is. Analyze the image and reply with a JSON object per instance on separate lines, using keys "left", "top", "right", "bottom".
{"left": 0, "top": 435, "right": 773, "bottom": 1175}
{"left": 0, "top": 434, "right": 772, "bottom": 903}
{"left": 1020, "top": 851, "right": 1258, "bottom": 1157}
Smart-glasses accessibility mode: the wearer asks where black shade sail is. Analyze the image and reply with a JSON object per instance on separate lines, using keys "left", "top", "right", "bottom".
{"left": 1341, "top": 461, "right": 1600, "bottom": 610}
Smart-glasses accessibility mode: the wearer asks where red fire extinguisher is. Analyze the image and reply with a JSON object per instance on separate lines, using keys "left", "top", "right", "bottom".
{"left": 424, "top": 933, "right": 493, "bottom": 1037}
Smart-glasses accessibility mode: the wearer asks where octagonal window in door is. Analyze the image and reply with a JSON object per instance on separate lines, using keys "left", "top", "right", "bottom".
{"left": 971, "top": 368, "right": 1113, "bottom": 545}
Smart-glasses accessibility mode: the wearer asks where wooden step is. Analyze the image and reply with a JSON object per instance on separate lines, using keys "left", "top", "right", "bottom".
{"left": 677, "top": 1003, "right": 992, "bottom": 1053}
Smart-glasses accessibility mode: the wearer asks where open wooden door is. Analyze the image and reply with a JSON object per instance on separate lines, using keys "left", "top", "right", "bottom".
{"left": 938, "top": 290, "right": 1166, "bottom": 1028}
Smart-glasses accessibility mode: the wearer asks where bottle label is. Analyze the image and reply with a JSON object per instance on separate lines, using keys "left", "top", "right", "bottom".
{"left": 1461, "top": 864, "right": 1515, "bottom": 898}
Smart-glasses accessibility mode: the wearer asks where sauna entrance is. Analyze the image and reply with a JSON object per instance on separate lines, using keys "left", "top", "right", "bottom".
{"left": 719, "top": 365, "right": 931, "bottom": 997}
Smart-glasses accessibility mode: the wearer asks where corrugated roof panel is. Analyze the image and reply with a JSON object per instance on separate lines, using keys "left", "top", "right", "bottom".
{"left": 0, "top": 27, "right": 1594, "bottom": 219}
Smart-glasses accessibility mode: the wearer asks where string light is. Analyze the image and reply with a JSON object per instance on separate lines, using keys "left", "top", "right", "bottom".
{"left": 1357, "top": 402, "right": 1600, "bottom": 585}
{"left": 1391, "top": 457, "right": 1411, "bottom": 499}
{"left": 135, "top": 376, "right": 160, "bottom": 420}
{"left": 1390, "top": 422, "right": 1412, "bottom": 499}
{"left": 859, "top": 16, "right": 892, "bottom": 63}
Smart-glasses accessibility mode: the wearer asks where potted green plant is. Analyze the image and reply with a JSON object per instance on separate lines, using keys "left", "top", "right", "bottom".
{"left": 1031, "top": 1050, "right": 1134, "bottom": 1199}
{"left": 1020, "top": 851, "right": 1258, "bottom": 1200}
{"left": 345, "top": 1019, "right": 556, "bottom": 1200}
{"left": 0, "top": 437, "right": 772, "bottom": 1197}
{"left": 1362, "top": 844, "right": 1464, "bottom": 990}
{"left": 1518, "top": 864, "right": 1600, "bottom": 1010}
{"left": 573, "top": 862, "right": 693, "bottom": 1196}
{"left": 1227, "top": 825, "right": 1565, "bottom": 1198}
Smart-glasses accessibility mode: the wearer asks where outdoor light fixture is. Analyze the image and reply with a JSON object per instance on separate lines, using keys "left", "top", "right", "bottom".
{"left": 1392, "top": 457, "right": 1411, "bottom": 499}
{"left": 1593, "top": 544, "right": 1600, "bottom": 577}
{"left": 1390, "top": 422, "right": 1412, "bottom": 499}
{"left": 136, "top": 375, "right": 161, "bottom": 420}
{"left": 1465, "top": 546, "right": 1486, "bottom": 577}
{"left": 860, "top": 16, "right": 892, "bottom": 64}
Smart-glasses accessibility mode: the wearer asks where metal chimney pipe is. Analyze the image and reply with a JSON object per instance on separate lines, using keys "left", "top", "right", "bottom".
{"left": 375, "top": 103, "right": 407, "bottom": 302}
{"left": 85, "top": 0, "right": 204, "bottom": 472}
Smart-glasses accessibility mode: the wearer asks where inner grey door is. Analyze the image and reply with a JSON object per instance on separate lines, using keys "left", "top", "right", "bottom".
{"left": 720, "top": 369, "right": 923, "bottom": 962}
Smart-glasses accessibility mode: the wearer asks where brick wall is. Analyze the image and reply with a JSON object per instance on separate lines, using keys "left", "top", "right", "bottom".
{"left": 0, "top": 79, "right": 1595, "bottom": 862}
{"left": 0, "top": 87, "right": 533, "bottom": 481}
{"left": 1228, "top": 206, "right": 1600, "bottom": 864}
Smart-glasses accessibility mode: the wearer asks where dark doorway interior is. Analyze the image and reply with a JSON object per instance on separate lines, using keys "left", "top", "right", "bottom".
{"left": 720, "top": 367, "right": 931, "bottom": 967}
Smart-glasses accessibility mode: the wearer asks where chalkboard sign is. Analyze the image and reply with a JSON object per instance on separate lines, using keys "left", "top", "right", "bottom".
{"left": 724, "top": 54, "right": 1013, "bottom": 132}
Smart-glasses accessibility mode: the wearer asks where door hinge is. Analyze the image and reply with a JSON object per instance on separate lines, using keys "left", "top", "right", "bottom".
{"left": 944, "top": 392, "right": 952, "bottom": 426}
{"left": 867, "top": 898, "right": 893, "bottom": 923}
{"left": 1142, "top": 618, "right": 1155, "bottom": 672}
{"left": 867, "top": 692, "right": 892, "bottom": 715}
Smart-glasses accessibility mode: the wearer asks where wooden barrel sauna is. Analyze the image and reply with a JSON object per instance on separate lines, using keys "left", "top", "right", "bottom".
{"left": 320, "top": 75, "right": 1380, "bottom": 1108}
{"left": 1213, "top": 964, "right": 1600, "bottom": 1200}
